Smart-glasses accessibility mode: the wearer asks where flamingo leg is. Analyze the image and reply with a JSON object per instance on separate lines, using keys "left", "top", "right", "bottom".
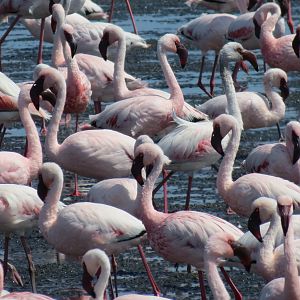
{"left": 220, "top": 267, "right": 242, "bottom": 300}
{"left": 152, "top": 170, "right": 175, "bottom": 196}
{"left": 184, "top": 175, "right": 193, "bottom": 211}
{"left": 124, "top": 0, "right": 138, "bottom": 34}
{"left": 287, "top": 0, "right": 294, "bottom": 34}
{"left": 276, "top": 122, "right": 284, "bottom": 141}
{"left": 209, "top": 54, "right": 219, "bottom": 97}
{"left": 197, "top": 55, "right": 213, "bottom": 98}
{"left": 163, "top": 169, "right": 169, "bottom": 213}
{"left": 137, "top": 245, "right": 161, "bottom": 296}
{"left": 0, "top": 125, "right": 7, "bottom": 148}
{"left": 0, "top": 259, "right": 23, "bottom": 286}
{"left": 37, "top": 18, "right": 45, "bottom": 64}
{"left": 70, "top": 173, "right": 81, "bottom": 197}
{"left": 3, "top": 234, "right": 10, "bottom": 279}
{"left": 111, "top": 254, "right": 118, "bottom": 297}
{"left": 198, "top": 270, "right": 207, "bottom": 300}
{"left": 20, "top": 236, "right": 36, "bottom": 293}
{"left": 108, "top": 0, "right": 115, "bottom": 23}
{"left": 0, "top": 15, "right": 20, "bottom": 71}
{"left": 108, "top": 275, "right": 115, "bottom": 300}
{"left": 94, "top": 99, "right": 102, "bottom": 114}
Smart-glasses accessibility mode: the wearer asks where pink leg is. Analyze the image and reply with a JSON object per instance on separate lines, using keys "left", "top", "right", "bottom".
{"left": 124, "top": 0, "right": 138, "bottom": 34}
{"left": 108, "top": 0, "right": 115, "bottom": 23}
{"left": 0, "top": 15, "right": 20, "bottom": 71}
{"left": 111, "top": 254, "right": 118, "bottom": 297}
{"left": 209, "top": 54, "right": 219, "bottom": 97}
{"left": 37, "top": 18, "right": 45, "bottom": 64}
{"left": 287, "top": 0, "right": 294, "bottom": 34}
{"left": 163, "top": 169, "right": 168, "bottom": 213}
{"left": 152, "top": 170, "right": 174, "bottom": 196}
{"left": 198, "top": 270, "right": 207, "bottom": 300}
{"left": 70, "top": 173, "right": 81, "bottom": 197}
{"left": 137, "top": 245, "right": 161, "bottom": 296}
{"left": 184, "top": 176, "right": 193, "bottom": 211}
{"left": 197, "top": 55, "right": 213, "bottom": 98}
{"left": 20, "top": 236, "right": 36, "bottom": 293}
{"left": 220, "top": 267, "right": 242, "bottom": 300}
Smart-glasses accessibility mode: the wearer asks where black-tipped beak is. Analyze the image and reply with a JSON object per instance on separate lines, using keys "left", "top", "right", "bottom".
{"left": 146, "top": 164, "right": 153, "bottom": 178}
{"left": 292, "top": 130, "right": 300, "bottom": 164}
{"left": 175, "top": 41, "right": 188, "bottom": 68}
{"left": 248, "top": 0, "right": 257, "bottom": 11}
{"left": 99, "top": 31, "right": 110, "bottom": 60}
{"left": 49, "top": 0, "right": 55, "bottom": 14}
{"left": 30, "top": 75, "right": 46, "bottom": 111}
{"left": 131, "top": 153, "right": 145, "bottom": 186}
{"left": 279, "top": 78, "right": 289, "bottom": 101}
{"left": 37, "top": 174, "right": 49, "bottom": 201}
{"left": 292, "top": 29, "right": 300, "bottom": 58}
{"left": 248, "top": 208, "right": 263, "bottom": 243}
{"left": 51, "top": 16, "right": 57, "bottom": 34}
{"left": 278, "top": 203, "right": 291, "bottom": 236}
{"left": 41, "top": 90, "right": 57, "bottom": 108}
{"left": 240, "top": 49, "right": 259, "bottom": 72}
{"left": 82, "top": 263, "right": 96, "bottom": 298}
{"left": 64, "top": 30, "right": 77, "bottom": 58}
{"left": 230, "top": 240, "right": 254, "bottom": 273}
{"left": 211, "top": 125, "right": 224, "bottom": 156}
{"left": 253, "top": 18, "right": 261, "bottom": 40}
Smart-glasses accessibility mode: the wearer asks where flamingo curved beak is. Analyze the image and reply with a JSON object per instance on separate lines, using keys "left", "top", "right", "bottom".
{"left": 292, "top": 26, "right": 300, "bottom": 58}
{"left": 30, "top": 75, "right": 46, "bottom": 111}
{"left": 41, "top": 90, "right": 57, "bottom": 108}
{"left": 253, "top": 18, "right": 261, "bottom": 40}
{"left": 99, "top": 31, "right": 110, "bottom": 61}
{"left": 278, "top": 203, "right": 291, "bottom": 236}
{"left": 37, "top": 174, "right": 49, "bottom": 201}
{"left": 51, "top": 16, "right": 57, "bottom": 34}
{"left": 82, "top": 263, "right": 97, "bottom": 298}
{"left": 175, "top": 42, "right": 188, "bottom": 68}
{"left": 240, "top": 49, "right": 259, "bottom": 72}
{"left": 229, "top": 240, "right": 254, "bottom": 273}
{"left": 280, "top": 78, "right": 289, "bottom": 101}
{"left": 292, "top": 131, "right": 300, "bottom": 164}
{"left": 131, "top": 153, "right": 145, "bottom": 186}
{"left": 248, "top": 208, "right": 263, "bottom": 243}
{"left": 211, "top": 124, "right": 224, "bottom": 156}
{"left": 64, "top": 30, "right": 77, "bottom": 58}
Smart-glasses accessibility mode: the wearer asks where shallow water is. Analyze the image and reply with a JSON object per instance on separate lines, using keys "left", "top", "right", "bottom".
{"left": 1, "top": 0, "right": 300, "bottom": 299}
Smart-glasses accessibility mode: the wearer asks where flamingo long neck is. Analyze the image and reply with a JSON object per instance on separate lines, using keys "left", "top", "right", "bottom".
{"left": 260, "top": 7, "right": 281, "bottom": 44}
{"left": 216, "top": 122, "right": 241, "bottom": 201}
{"left": 18, "top": 90, "right": 42, "bottom": 180}
{"left": 113, "top": 33, "right": 129, "bottom": 99}
{"left": 45, "top": 82, "right": 66, "bottom": 160}
{"left": 94, "top": 264, "right": 111, "bottom": 300}
{"left": 157, "top": 45, "right": 184, "bottom": 115}
{"left": 257, "top": 213, "right": 279, "bottom": 280}
{"left": 283, "top": 216, "right": 300, "bottom": 298}
{"left": 205, "top": 256, "right": 230, "bottom": 300}
{"left": 137, "top": 159, "right": 165, "bottom": 229}
{"left": 263, "top": 83, "right": 285, "bottom": 123}
{"left": 51, "top": 19, "right": 65, "bottom": 67}
{"left": 38, "top": 175, "right": 63, "bottom": 239}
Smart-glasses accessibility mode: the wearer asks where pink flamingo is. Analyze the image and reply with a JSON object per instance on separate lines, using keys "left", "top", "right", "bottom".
{"left": 177, "top": 13, "right": 237, "bottom": 97}
{"left": 256, "top": 3, "right": 300, "bottom": 72}
{"left": 38, "top": 162, "right": 160, "bottom": 297}
{"left": 30, "top": 65, "right": 136, "bottom": 195}
{"left": 258, "top": 195, "right": 300, "bottom": 300}
{"left": 89, "top": 34, "right": 192, "bottom": 140}
{"left": 0, "top": 83, "right": 43, "bottom": 184}
{"left": 78, "top": 0, "right": 108, "bottom": 20}
{"left": 0, "top": 184, "right": 44, "bottom": 293}
{"left": 197, "top": 68, "right": 289, "bottom": 138}
{"left": 243, "top": 121, "right": 300, "bottom": 184}
{"left": 131, "top": 141, "right": 245, "bottom": 300}
{"left": 211, "top": 114, "right": 300, "bottom": 217}
{"left": 82, "top": 249, "right": 172, "bottom": 300}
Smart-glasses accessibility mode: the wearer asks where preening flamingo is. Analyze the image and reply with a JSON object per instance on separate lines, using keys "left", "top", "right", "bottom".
{"left": 79, "top": 0, "right": 108, "bottom": 20}
{"left": 38, "top": 162, "right": 160, "bottom": 296}
{"left": 30, "top": 65, "right": 136, "bottom": 195}
{"left": 82, "top": 249, "right": 172, "bottom": 300}
{"left": 255, "top": 3, "right": 300, "bottom": 72}
{"left": 89, "top": 33, "right": 189, "bottom": 140}
{"left": 177, "top": 13, "right": 237, "bottom": 97}
{"left": 258, "top": 195, "right": 300, "bottom": 300}
{"left": 0, "top": 184, "right": 44, "bottom": 293}
{"left": 131, "top": 141, "right": 245, "bottom": 299}
{"left": 211, "top": 114, "right": 300, "bottom": 217}
{"left": 157, "top": 42, "right": 258, "bottom": 210}
{"left": 197, "top": 68, "right": 289, "bottom": 137}
{"left": 243, "top": 120, "right": 300, "bottom": 184}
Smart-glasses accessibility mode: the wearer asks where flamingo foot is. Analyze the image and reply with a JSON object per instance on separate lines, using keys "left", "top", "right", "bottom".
{"left": 69, "top": 190, "right": 81, "bottom": 197}
{"left": 197, "top": 80, "right": 213, "bottom": 98}
{"left": 227, "top": 206, "right": 236, "bottom": 215}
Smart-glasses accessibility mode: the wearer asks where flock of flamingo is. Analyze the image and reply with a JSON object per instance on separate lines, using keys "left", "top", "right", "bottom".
{"left": 0, "top": 0, "right": 300, "bottom": 299}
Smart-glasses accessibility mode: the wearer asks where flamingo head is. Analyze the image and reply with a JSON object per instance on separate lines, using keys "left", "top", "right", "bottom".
{"left": 50, "top": 3, "right": 65, "bottom": 33}
{"left": 277, "top": 195, "right": 294, "bottom": 236}
{"left": 62, "top": 24, "right": 77, "bottom": 58}
{"left": 292, "top": 25, "right": 300, "bottom": 58}
{"left": 248, "top": 207, "right": 263, "bottom": 243}
{"left": 285, "top": 122, "right": 300, "bottom": 164}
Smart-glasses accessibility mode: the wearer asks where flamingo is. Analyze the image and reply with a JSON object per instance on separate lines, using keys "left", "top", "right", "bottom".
{"left": 197, "top": 68, "right": 289, "bottom": 138}
{"left": 211, "top": 114, "right": 300, "bottom": 217}
{"left": 89, "top": 34, "right": 201, "bottom": 140}
{"left": 255, "top": 3, "right": 300, "bottom": 72}
{"left": 0, "top": 184, "right": 44, "bottom": 293}
{"left": 82, "top": 249, "right": 172, "bottom": 300}
{"left": 78, "top": 0, "right": 108, "bottom": 20}
{"left": 157, "top": 42, "right": 258, "bottom": 211}
{"left": 243, "top": 121, "right": 300, "bottom": 184}
{"left": 38, "top": 162, "right": 160, "bottom": 297}
{"left": 177, "top": 13, "right": 237, "bottom": 97}
{"left": 258, "top": 195, "right": 300, "bottom": 300}
{"left": 131, "top": 141, "right": 246, "bottom": 300}
{"left": 30, "top": 65, "right": 137, "bottom": 195}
